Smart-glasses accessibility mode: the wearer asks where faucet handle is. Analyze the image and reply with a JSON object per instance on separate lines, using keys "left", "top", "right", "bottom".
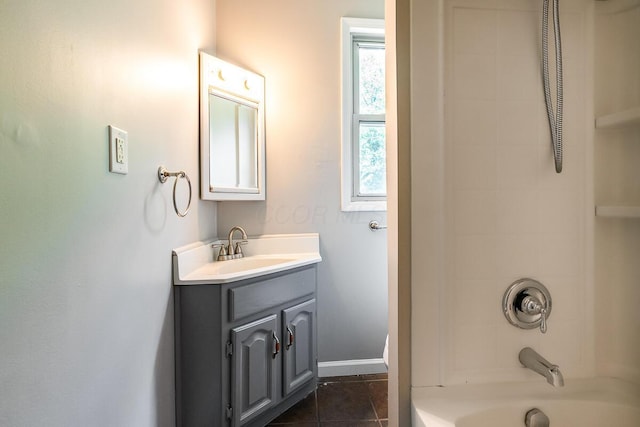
{"left": 212, "top": 243, "right": 227, "bottom": 255}
{"left": 503, "top": 279, "right": 552, "bottom": 334}
{"left": 234, "top": 240, "right": 248, "bottom": 258}
{"left": 521, "top": 295, "right": 543, "bottom": 314}
{"left": 521, "top": 295, "right": 548, "bottom": 334}
{"left": 212, "top": 243, "right": 229, "bottom": 261}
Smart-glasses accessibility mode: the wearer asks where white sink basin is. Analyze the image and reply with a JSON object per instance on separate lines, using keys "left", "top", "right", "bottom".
{"left": 172, "top": 234, "right": 321, "bottom": 285}
{"left": 196, "top": 256, "right": 299, "bottom": 275}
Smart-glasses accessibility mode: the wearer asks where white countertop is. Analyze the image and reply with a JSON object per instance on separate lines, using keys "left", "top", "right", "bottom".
{"left": 172, "top": 233, "right": 322, "bottom": 285}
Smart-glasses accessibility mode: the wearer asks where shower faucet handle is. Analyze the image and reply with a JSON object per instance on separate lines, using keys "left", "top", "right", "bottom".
{"left": 540, "top": 308, "right": 547, "bottom": 333}
{"left": 521, "top": 295, "right": 544, "bottom": 314}
{"left": 503, "top": 278, "right": 552, "bottom": 334}
{"left": 520, "top": 295, "right": 548, "bottom": 333}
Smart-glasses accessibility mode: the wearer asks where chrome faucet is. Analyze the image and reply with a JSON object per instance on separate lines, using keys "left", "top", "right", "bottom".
{"left": 519, "top": 347, "right": 564, "bottom": 387}
{"left": 212, "top": 226, "right": 249, "bottom": 261}
{"left": 227, "top": 226, "right": 248, "bottom": 258}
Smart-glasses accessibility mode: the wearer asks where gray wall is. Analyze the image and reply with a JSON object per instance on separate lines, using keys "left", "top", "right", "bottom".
{"left": 0, "top": 1, "right": 389, "bottom": 424}
{"left": 0, "top": 0, "right": 217, "bottom": 425}
{"left": 215, "top": 0, "right": 388, "bottom": 363}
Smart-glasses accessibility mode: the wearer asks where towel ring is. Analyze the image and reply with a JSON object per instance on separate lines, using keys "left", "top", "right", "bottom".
{"left": 157, "top": 166, "right": 192, "bottom": 218}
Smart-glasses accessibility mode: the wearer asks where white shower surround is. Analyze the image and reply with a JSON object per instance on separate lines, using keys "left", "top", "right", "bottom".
{"left": 411, "top": 0, "right": 595, "bottom": 387}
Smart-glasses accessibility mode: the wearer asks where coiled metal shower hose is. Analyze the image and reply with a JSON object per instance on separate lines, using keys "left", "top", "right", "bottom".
{"left": 542, "top": 0, "right": 564, "bottom": 173}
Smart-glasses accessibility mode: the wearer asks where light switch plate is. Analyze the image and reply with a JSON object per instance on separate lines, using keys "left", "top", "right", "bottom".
{"left": 109, "top": 125, "right": 128, "bottom": 174}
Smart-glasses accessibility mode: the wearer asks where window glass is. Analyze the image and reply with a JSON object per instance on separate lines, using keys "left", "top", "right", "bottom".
{"left": 358, "top": 122, "right": 386, "bottom": 196}
{"left": 354, "top": 38, "right": 386, "bottom": 199}
{"left": 357, "top": 43, "right": 385, "bottom": 115}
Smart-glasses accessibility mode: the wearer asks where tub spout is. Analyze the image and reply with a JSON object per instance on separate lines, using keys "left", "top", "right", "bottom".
{"left": 519, "top": 347, "right": 564, "bottom": 387}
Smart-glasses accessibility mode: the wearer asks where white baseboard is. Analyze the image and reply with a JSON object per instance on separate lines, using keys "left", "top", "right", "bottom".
{"left": 318, "top": 358, "right": 388, "bottom": 378}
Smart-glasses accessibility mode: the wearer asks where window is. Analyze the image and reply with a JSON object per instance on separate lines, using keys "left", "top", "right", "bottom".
{"left": 341, "top": 18, "right": 386, "bottom": 212}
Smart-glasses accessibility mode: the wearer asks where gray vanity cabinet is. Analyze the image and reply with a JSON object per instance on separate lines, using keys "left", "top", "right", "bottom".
{"left": 175, "top": 265, "right": 318, "bottom": 427}
{"left": 230, "top": 314, "right": 279, "bottom": 426}
{"left": 282, "top": 299, "right": 316, "bottom": 395}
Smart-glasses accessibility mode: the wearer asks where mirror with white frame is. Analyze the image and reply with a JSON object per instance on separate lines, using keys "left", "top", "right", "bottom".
{"left": 199, "top": 52, "right": 265, "bottom": 200}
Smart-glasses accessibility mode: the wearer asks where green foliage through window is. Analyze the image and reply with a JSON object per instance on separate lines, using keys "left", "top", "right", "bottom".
{"left": 358, "top": 123, "right": 386, "bottom": 195}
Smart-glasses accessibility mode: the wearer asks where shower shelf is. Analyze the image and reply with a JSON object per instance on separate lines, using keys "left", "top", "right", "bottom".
{"left": 595, "top": 107, "right": 640, "bottom": 129}
{"left": 595, "top": 0, "right": 640, "bottom": 14}
{"left": 595, "top": 206, "right": 640, "bottom": 218}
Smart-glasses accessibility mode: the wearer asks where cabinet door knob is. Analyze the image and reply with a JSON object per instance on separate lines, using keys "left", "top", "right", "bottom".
{"left": 272, "top": 332, "right": 280, "bottom": 358}
{"left": 286, "top": 326, "right": 294, "bottom": 350}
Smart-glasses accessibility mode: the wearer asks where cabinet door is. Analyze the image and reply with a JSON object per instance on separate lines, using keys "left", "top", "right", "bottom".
{"left": 230, "top": 314, "right": 279, "bottom": 426}
{"left": 282, "top": 299, "right": 316, "bottom": 396}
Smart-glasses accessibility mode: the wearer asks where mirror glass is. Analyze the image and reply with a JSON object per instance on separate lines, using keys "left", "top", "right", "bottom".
{"left": 200, "top": 52, "right": 265, "bottom": 201}
{"left": 209, "top": 94, "right": 258, "bottom": 191}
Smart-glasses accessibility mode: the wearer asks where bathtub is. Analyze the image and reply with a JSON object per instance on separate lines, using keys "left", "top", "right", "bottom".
{"left": 411, "top": 378, "right": 640, "bottom": 426}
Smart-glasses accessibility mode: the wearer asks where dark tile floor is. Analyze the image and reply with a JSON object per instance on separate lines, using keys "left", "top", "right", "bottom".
{"left": 267, "top": 374, "right": 388, "bottom": 427}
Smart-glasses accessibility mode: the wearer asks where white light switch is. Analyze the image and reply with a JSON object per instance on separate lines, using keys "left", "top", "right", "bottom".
{"left": 109, "top": 125, "right": 128, "bottom": 174}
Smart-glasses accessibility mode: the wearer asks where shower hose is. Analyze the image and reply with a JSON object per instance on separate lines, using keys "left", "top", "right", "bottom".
{"left": 542, "top": 0, "right": 563, "bottom": 173}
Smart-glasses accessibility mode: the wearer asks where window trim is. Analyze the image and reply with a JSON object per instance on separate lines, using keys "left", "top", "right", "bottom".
{"left": 340, "top": 17, "right": 386, "bottom": 212}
